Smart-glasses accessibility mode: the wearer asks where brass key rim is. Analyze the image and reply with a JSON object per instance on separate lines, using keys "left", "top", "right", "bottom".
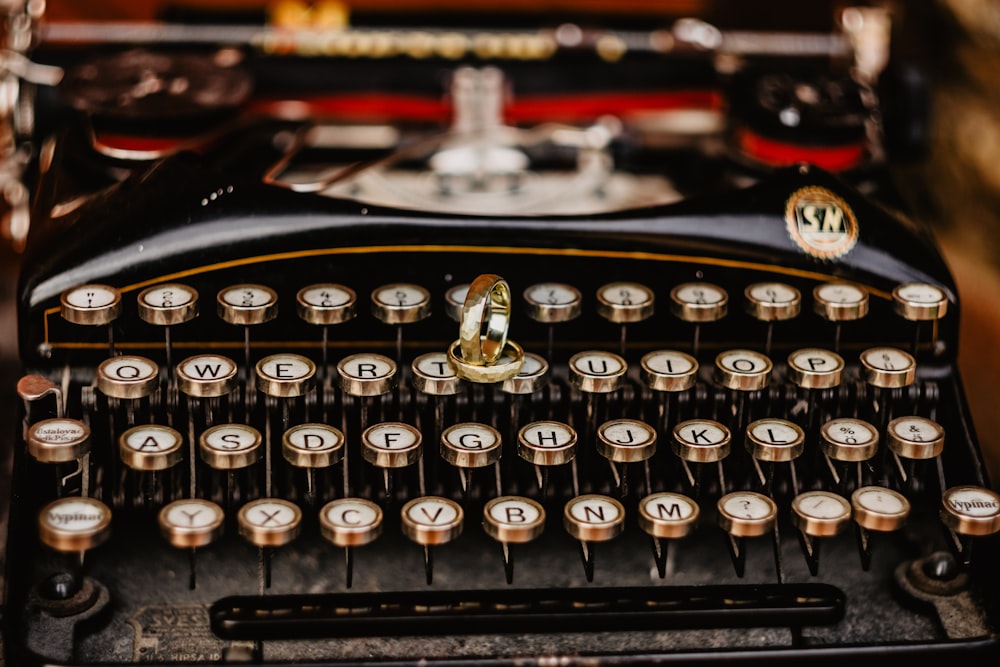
{"left": 459, "top": 273, "right": 512, "bottom": 365}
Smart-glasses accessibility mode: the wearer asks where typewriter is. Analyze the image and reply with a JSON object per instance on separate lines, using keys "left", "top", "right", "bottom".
{"left": 2, "top": 0, "right": 999, "bottom": 664}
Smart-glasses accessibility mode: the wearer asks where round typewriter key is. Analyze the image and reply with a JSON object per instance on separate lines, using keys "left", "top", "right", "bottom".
{"left": 412, "top": 351, "right": 463, "bottom": 395}
{"left": 500, "top": 352, "right": 549, "bottom": 395}
{"left": 320, "top": 498, "right": 384, "bottom": 547}
{"left": 717, "top": 491, "right": 777, "bottom": 538}
{"left": 886, "top": 416, "right": 945, "bottom": 460}
{"left": 371, "top": 283, "right": 431, "bottom": 324}
{"left": 444, "top": 283, "right": 469, "bottom": 322}
{"left": 744, "top": 282, "right": 801, "bottom": 321}
{"left": 447, "top": 338, "right": 524, "bottom": 383}
{"left": 119, "top": 424, "right": 184, "bottom": 471}
{"left": 38, "top": 497, "right": 111, "bottom": 553}
{"left": 282, "top": 423, "right": 345, "bottom": 468}
{"left": 337, "top": 353, "right": 398, "bottom": 396}
{"left": 596, "top": 282, "right": 654, "bottom": 323}
{"left": 568, "top": 350, "right": 627, "bottom": 393}
{"left": 158, "top": 499, "right": 225, "bottom": 549}
{"left": 137, "top": 283, "right": 199, "bottom": 326}
{"left": 893, "top": 282, "right": 948, "bottom": 321}
{"left": 238, "top": 498, "right": 302, "bottom": 548}
{"left": 564, "top": 494, "right": 625, "bottom": 542}
{"left": 813, "top": 282, "right": 869, "bottom": 321}
{"left": 296, "top": 283, "right": 357, "bottom": 325}
{"left": 255, "top": 353, "right": 317, "bottom": 398}
{"left": 791, "top": 491, "right": 852, "bottom": 537}
{"left": 638, "top": 492, "right": 699, "bottom": 540}
{"left": 744, "top": 418, "right": 805, "bottom": 462}
{"left": 820, "top": 417, "right": 879, "bottom": 461}
{"left": 362, "top": 422, "right": 422, "bottom": 468}
{"left": 787, "top": 348, "right": 844, "bottom": 389}
{"left": 401, "top": 496, "right": 464, "bottom": 546}
{"left": 940, "top": 486, "right": 1000, "bottom": 536}
{"left": 517, "top": 420, "right": 578, "bottom": 466}
{"left": 441, "top": 422, "right": 502, "bottom": 469}
{"left": 860, "top": 346, "right": 916, "bottom": 389}
{"left": 176, "top": 354, "right": 239, "bottom": 397}
{"left": 672, "top": 419, "right": 731, "bottom": 463}
{"left": 217, "top": 284, "right": 279, "bottom": 326}
{"left": 199, "top": 423, "right": 262, "bottom": 469}
{"left": 640, "top": 350, "right": 699, "bottom": 392}
{"left": 97, "top": 355, "right": 159, "bottom": 399}
{"left": 483, "top": 496, "right": 546, "bottom": 544}
{"left": 60, "top": 284, "right": 121, "bottom": 326}
{"left": 851, "top": 486, "right": 910, "bottom": 532}
{"left": 523, "top": 282, "right": 583, "bottom": 323}
{"left": 596, "top": 419, "right": 657, "bottom": 463}
{"left": 714, "top": 349, "right": 772, "bottom": 391}
{"left": 670, "top": 282, "right": 728, "bottom": 323}
{"left": 27, "top": 418, "right": 91, "bottom": 463}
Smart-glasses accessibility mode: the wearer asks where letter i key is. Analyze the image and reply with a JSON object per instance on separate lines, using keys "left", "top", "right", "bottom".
{"left": 483, "top": 496, "right": 546, "bottom": 584}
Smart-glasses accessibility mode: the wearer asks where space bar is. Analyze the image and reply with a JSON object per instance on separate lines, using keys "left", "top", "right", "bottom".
{"left": 210, "top": 583, "right": 845, "bottom": 640}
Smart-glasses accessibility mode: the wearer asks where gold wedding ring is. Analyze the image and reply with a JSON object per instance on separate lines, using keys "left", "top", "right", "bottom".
{"left": 449, "top": 339, "right": 524, "bottom": 383}
{"left": 459, "top": 274, "right": 512, "bottom": 366}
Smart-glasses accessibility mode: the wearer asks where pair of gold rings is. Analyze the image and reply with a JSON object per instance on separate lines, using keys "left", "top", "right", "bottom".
{"left": 449, "top": 274, "right": 524, "bottom": 383}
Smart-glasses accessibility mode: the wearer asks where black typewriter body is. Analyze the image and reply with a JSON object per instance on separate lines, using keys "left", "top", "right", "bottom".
{"left": 2, "top": 2, "right": 999, "bottom": 665}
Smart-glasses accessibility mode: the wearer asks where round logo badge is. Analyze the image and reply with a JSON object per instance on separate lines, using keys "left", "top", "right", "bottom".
{"left": 785, "top": 186, "right": 859, "bottom": 260}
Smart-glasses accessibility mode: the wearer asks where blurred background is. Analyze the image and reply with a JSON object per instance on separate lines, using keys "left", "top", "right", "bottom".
{"left": 4, "top": 0, "right": 1000, "bottom": 482}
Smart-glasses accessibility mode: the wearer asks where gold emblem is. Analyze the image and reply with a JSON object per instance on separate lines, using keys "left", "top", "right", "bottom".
{"left": 785, "top": 186, "right": 858, "bottom": 259}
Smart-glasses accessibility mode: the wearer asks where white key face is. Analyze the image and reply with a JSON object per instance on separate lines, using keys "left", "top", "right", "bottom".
{"left": 748, "top": 419, "right": 802, "bottom": 446}
{"left": 42, "top": 498, "right": 109, "bottom": 534}
{"left": 220, "top": 285, "right": 276, "bottom": 308}
{"left": 487, "top": 498, "right": 542, "bottom": 526}
{"left": 414, "top": 352, "right": 456, "bottom": 378}
{"left": 854, "top": 487, "right": 907, "bottom": 514}
{"left": 517, "top": 353, "right": 545, "bottom": 377}
{"left": 324, "top": 499, "right": 381, "bottom": 529}
{"left": 284, "top": 424, "right": 343, "bottom": 453}
{"left": 299, "top": 284, "right": 354, "bottom": 308}
{"left": 717, "top": 350, "right": 770, "bottom": 375}
{"left": 943, "top": 488, "right": 1000, "bottom": 519}
{"left": 567, "top": 496, "right": 622, "bottom": 525}
{"left": 405, "top": 498, "right": 460, "bottom": 527}
{"left": 861, "top": 347, "right": 914, "bottom": 372}
{"left": 747, "top": 282, "right": 798, "bottom": 304}
{"left": 63, "top": 285, "right": 118, "bottom": 309}
{"left": 30, "top": 419, "right": 87, "bottom": 445}
{"left": 446, "top": 284, "right": 469, "bottom": 305}
{"left": 599, "top": 420, "right": 656, "bottom": 448}
{"left": 794, "top": 491, "right": 851, "bottom": 520}
{"left": 443, "top": 423, "right": 500, "bottom": 451}
{"left": 122, "top": 425, "right": 182, "bottom": 453}
{"left": 673, "top": 283, "right": 726, "bottom": 305}
{"left": 243, "top": 501, "right": 299, "bottom": 528}
{"left": 675, "top": 420, "right": 729, "bottom": 447}
{"left": 598, "top": 282, "right": 653, "bottom": 307}
{"left": 720, "top": 493, "right": 774, "bottom": 520}
{"left": 178, "top": 355, "right": 238, "bottom": 382}
{"left": 641, "top": 493, "right": 698, "bottom": 523}
{"left": 339, "top": 354, "right": 395, "bottom": 381}
{"left": 816, "top": 283, "right": 866, "bottom": 304}
{"left": 139, "top": 284, "right": 196, "bottom": 309}
{"left": 890, "top": 417, "right": 943, "bottom": 444}
{"left": 643, "top": 351, "right": 697, "bottom": 376}
{"left": 203, "top": 425, "right": 260, "bottom": 452}
{"left": 100, "top": 357, "right": 158, "bottom": 383}
{"left": 896, "top": 283, "right": 945, "bottom": 304}
{"left": 570, "top": 352, "right": 626, "bottom": 378}
{"left": 520, "top": 422, "right": 576, "bottom": 449}
{"left": 258, "top": 354, "right": 315, "bottom": 382}
{"left": 788, "top": 349, "right": 843, "bottom": 375}
{"left": 525, "top": 283, "right": 581, "bottom": 306}
{"left": 364, "top": 423, "right": 420, "bottom": 452}
{"left": 162, "top": 501, "right": 224, "bottom": 530}
{"left": 822, "top": 418, "right": 877, "bottom": 446}
{"left": 373, "top": 284, "right": 430, "bottom": 308}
